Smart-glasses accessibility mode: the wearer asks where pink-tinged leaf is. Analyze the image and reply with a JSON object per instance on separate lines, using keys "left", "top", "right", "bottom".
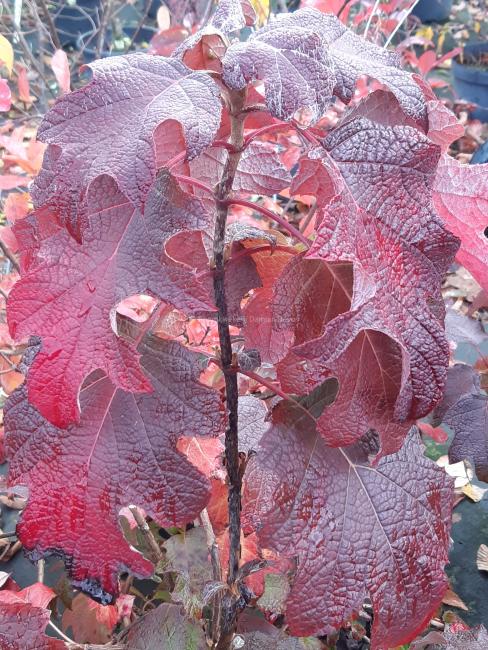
{"left": 418, "top": 422, "right": 449, "bottom": 443}
{"left": 3, "top": 192, "right": 30, "bottom": 222}
{"left": 177, "top": 436, "right": 224, "bottom": 477}
{"left": 222, "top": 9, "right": 425, "bottom": 124}
{"left": 62, "top": 593, "right": 117, "bottom": 644}
{"left": 8, "top": 175, "right": 213, "bottom": 427}
{"left": 33, "top": 53, "right": 222, "bottom": 235}
{"left": 17, "top": 583, "right": 57, "bottom": 610}
{"left": 16, "top": 64, "right": 31, "bottom": 103}
{"left": 313, "top": 331, "right": 413, "bottom": 457}
{"left": 0, "top": 175, "right": 29, "bottom": 190}
{"left": 123, "top": 603, "right": 207, "bottom": 649}
{"left": 244, "top": 393, "right": 453, "bottom": 648}
{"left": 0, "top": 78, "right": 11, "bottom": 111}
{"left": 4, "top": 335, "right": 225, "bottom": 600}
{"left": 0, "top": 590, "right": 65, "bottom": 650}
{"left": 174, "top": 0, "right": 255, "bottom": 70}
{"left": 50, "top": 49, "right": 70, "bottom": 95}
{"left": 433, "top": 155, "right": 488, "bottom": 292}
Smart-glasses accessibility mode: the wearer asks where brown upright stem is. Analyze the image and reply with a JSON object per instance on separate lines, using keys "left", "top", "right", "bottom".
{"left": 212, "top": 88, "right": 246, "bottom": 650}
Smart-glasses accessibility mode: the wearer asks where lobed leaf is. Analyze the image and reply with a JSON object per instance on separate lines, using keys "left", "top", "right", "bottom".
{"left": 123, "top": 603, "right": 207, "bottom": 649}
{"left": 8, "top": 175, "right": 213, "bottom": 427}
{"left": 222, "top": 9, "right": 425, "bottom": 124}
{"left": 244, "top": 393, "right": 453, "bottom": 648}
{"left": 32, "top": 53, "right": 222, "bottom": 236}
{"left": 4, "top": 335, "right": 225, "bottom": 601}
{"left": 0, "top": 590, "right": 65, "bottom": 650}
{"left": 433, "top": 154, "right": 488, "bottom": 292}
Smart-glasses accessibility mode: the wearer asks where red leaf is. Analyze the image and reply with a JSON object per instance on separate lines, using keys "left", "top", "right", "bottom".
{"left": 33, "top": 53, "right": 222, "bottom": 235}
{"left": 433, "top": 154, "right": 488, "bottom": 292}
{"left": 4, "top": 335, "right": 225, "bottom": 600}
{"left": 288, "top": 108, "right": 458, "bottom": 451}
{"left": 0, "top": 590, "right": 65, "bottom": 649}
{"left": 174, "top": 0, "right": 256, "bottom": 71}
{"left": 62, "top": 593, "right": 117, "bottom": 644}
{"left": 8, "top": 175, "right": 213, "bottom": 427}
{"left": 0, "top": 78, "right": 11, "bottom": 112}
{"left": 244, "top": 394, "right": 453, "bottom": 648}
{"left": 50, "top": 49, "right": 70, "bottom": 95}
{"left": 17, "top": 582, "right": 57, "bottom": 610}
{"left": 222, "top": 9, "right": 425, "bottom": 124}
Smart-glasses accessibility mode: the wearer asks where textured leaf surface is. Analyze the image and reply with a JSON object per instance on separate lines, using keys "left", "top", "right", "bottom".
{"left": 123, "top": 604, "right": 207, "bottom": 649}
{"left": 244, "top": 394, "right": 453, "bottom": 648}
{"left": 434, "top": 365, "right": 488, "bottom": 482}
{"left": 186, "top": 141, "right": 291, "bottom": 196}
{"left": 441, "top": 625, "right": 488, "bottom": 649}
{"left": 33, "top": 53, "right": 222, "bottom": 234}
{"left": 8, "top": 175, "right": 212, "bottom": 427}
{"left": 289, "top": 108, "right": 458, "bottom": 451}
{"left": 4, "top": 335, "right": 225, "bottom": 601}
{"left": 433, "top": 155, "right": 488, "bottom": 291}
{"left": 0, "top": 590, "right": 65, "bottom": 650}
{"left": 222, "top": 9, "right": 425, "bottom": 123}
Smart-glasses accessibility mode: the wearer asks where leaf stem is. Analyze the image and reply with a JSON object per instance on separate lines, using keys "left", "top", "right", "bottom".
{"left": 243, "top": 121, "right": 293, "bottom": 146}
{"left": 212, "top": 88, "right": 247, "bottom": 650}
{"left": 226, "top": 198, "right": 310, "bottom": 248}
{"left": 173, "top": 174, "right": 215, "bottom": 196}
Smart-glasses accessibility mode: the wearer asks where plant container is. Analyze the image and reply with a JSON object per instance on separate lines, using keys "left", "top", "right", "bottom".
{"left": 412, "top": 0, "right": 453, "bottom": 23}
{"left": 452, "top": 42, "right": 488, "bottom": 122}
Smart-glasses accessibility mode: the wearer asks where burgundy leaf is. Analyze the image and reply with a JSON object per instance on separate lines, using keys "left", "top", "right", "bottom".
{"left": 8, "top": 175, "right": 213, "bottom": 427}
{"left": 433, "top": 154, "right": 488, "bottom": 292}
{"left": 185, "top": 141, "right": 291, "bottom": 196}
{"left": 289, "top": 111, "right": 458, "bottom": 450}
{"left": 4, "top": 335, "right": 225, "bottom": 601}
{"left": 244, "top": 393, "right": 453, "bottom": 648}
{"left": 32, "top": 53, "right": 222, "bottom": 235}
{"left": 222, "top": 9, "right": 425, "bottom": 124}
{"left": 432, "top": 363, "right": 480, "bottom": 425}
{"left": 0, "top": 591, "right": 65, "bottom": 650}
{"left": 237, "top": 395, "right": 269, "bottom": 454}
{"left": 433, "top": 365, "right": 488, "bottom": 483}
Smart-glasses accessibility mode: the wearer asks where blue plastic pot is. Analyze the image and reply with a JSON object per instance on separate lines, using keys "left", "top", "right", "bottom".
{"left": 452, "top": 42, "right": 488, "bottom": 123}
{"left": 412, "top": 0, "right": 453, "bottom": 23}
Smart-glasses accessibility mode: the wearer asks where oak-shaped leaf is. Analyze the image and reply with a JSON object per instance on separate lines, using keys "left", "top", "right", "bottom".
{"left": 287, "top": 110, "right": 459, "bottom": 452}
{"left": 244, "top": 391, "right": 453, "bottom": 648}
{"left": 222, "top": 9, "right": 425, "bottom": 124}
{"left": 0, "top": 590, "right": 65, "bottom": 650}
{"left": 433, "top": 154, "right": 488, "bottom": 292}
{"left": 32, "top": 53, "right": 222, "bottom": 234}
{"left": 434, "top": 364, "right": 488, "bottom": 483}
{"left": 4, "top": 334, "right": 226, "bottom": 601}
{"left": 8, "top": 175, "right": 213, "bottom": 427}
{"left": 123, "top": 603, "right": 207, "bottom": 649}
